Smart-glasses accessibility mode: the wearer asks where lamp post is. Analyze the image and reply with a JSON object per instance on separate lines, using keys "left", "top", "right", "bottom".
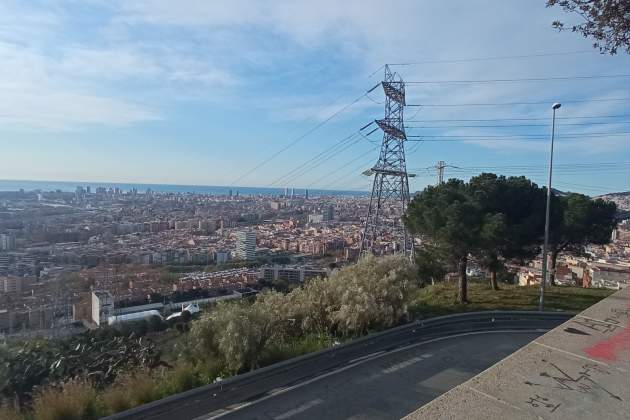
{"left": 539, "top": 102, "right": 561, "bottom": 311}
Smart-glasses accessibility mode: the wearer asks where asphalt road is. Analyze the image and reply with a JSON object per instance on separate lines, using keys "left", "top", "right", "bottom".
{"left": 106, "top": 312, "right": 570, "bottom": 420}
{"left": 201, "top": 330, "right": 541, "bottom": 420}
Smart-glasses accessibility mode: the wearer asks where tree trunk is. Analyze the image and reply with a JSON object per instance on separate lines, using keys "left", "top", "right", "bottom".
{"left": 549, "top": 249, "right": 559, "bottom": 286}
{"left": 490, "top": 269, "right": 499, "bottom": 291}
{"left": 458, "top": 255, "right": 468, "bottom": 304}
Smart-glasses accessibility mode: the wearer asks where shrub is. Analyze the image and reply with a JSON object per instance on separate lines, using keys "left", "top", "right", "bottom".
{"left": 32, "top": 380, "right": 100, "bottom": 420}
{"left": 101, "top": 384, "right": 132, "bottom": 415}
{"left": 258, "top": 334, "right": 333, "bottom": 367}
{"left": 0, "top": 404, "right": 23, "bottom": 420}
{"left": 120, "top": 371, "right": 158, "bottom": 407}
{"left": 155, "top": 364, "right": 202, "bottom": 398}
{"left": 195, "top": 359, "right": 225, "bottom": 384}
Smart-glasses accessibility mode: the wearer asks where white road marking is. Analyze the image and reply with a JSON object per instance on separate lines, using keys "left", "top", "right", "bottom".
{"left": 273, "top": 399, "right": 324, "bottom": 420}
{"left": 382, "top": 353, "right": 433, "bottom": 374}
{"left": 349, "top": 350, "right": 386, "bottom": 364}
{"left": 202, "top": 329, "right": 545, "bottom": 419}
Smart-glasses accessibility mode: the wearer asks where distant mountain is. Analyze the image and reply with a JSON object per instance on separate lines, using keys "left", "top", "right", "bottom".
{"left": 594, "top": 191, "right": 630, "bottom": 212}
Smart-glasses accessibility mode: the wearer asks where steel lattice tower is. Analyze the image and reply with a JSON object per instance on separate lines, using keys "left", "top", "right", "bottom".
{"left": 360, "top": 65, "right": 413, "bottom": 258}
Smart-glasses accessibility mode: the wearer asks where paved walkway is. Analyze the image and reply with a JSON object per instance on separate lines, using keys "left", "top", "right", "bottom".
{"left": 404, "top": 286, "right": 630, "bottom": 419}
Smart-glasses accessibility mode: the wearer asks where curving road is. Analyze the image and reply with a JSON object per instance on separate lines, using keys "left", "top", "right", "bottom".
{"left": 106, "top": 311, "right": 571, "bottom": 420}
{"left": 202, "top": 330, "right": 541, "bottom": 420}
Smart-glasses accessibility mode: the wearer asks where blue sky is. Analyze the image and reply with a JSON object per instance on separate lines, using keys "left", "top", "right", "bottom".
{"left": 1, "top": 0, "right": 630, "bottom": 195}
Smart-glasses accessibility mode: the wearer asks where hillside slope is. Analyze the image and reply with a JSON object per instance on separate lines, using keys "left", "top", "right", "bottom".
{"left": 595, "top": 192, "right": 630, "bottom": 212}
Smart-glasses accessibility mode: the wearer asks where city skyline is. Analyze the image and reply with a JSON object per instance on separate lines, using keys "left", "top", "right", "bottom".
{"left": 2, "top": 1, "right": 630, "bottom": 195}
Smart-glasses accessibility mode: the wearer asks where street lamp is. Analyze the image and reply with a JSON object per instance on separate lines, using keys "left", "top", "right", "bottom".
{"left": 539, "top": 102, "right": 561, "bottom": 311}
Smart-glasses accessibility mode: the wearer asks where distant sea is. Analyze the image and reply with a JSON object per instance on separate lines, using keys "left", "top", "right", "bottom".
{"left": 0, "top": 179, "right": 368, "bottom": 197}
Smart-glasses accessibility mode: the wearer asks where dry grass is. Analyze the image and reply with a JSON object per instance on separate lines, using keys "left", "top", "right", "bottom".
{"left": 32, "top": 380, "right": 100, "bottom": 420}
{"left": 101, "top": 370, "right": 159, "bottom": 415}
{"left": 101, "top": 383, "right": 133, "bottom": 415}
{"left": 0, "top": 404, "right": 23, "bottom": 420}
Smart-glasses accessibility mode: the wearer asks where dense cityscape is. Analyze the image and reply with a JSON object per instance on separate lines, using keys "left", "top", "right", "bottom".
{"left": 1, "top": 185, "right": 628, "bottom": 338}
{"left": 0, "top": 186, "right": 364, "bottom": 336}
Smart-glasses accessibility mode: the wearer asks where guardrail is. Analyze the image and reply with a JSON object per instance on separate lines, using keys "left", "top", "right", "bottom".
{"left": 105, "top": 310, "right": 573, "bottom": 420}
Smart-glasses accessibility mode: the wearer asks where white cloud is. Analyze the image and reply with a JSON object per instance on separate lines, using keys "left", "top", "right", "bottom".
{"left": 0, "top": 84, "right": 159, "bottom": 131}
{"left": 0, "top": 41, "right": 159, "bottom": 130}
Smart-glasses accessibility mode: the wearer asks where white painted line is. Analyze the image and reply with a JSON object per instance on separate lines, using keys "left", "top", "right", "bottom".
{"left": 382, "top": 353, "right": 433, "bottom": 374}
{"left": 349, "top": 350, "right": 386, "bottom": 364}
{"left": 273, "top": 399, "right": 323, "bottom": 420}
{"left": 203, "top": 329, "right": 543, "bottom": 419}
{"left": 382, "top": 356, "right": 425, "bottom": 374}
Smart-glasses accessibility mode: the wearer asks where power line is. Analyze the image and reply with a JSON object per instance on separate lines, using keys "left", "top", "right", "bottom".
{"left": 268, "top": 131, "right": 360, "bottom": 187}
{"left": 405, "top": 74, "right": 630, "bottom": 84}
{"left": 308, "top": 146, "right": 379, "bottom": 187}
{"left": 432, "top": 167, "right": 630, "bottom": 174}
{"left": 412, "top": 162, "right": 630, "bottom": 170}
{"left": 405, "top": 114, "right": 630, "bottom": 122}
{"left": 408, "top": 131, "right": 630, "bottom": 139}
{"left": 231, "top": 92, "right": 367, "bottom": 186}
{"left": 409, "top": 163, "right": 630, "bottom": 178}
{"left": 405, "top": 120, "right": 630, "bottom": 129}
{"left": 274, "top": 135, "right": 364, "bottom": 186}
{"left": 406, "top": 135, "right": 630, "bottom": 142}
{"left": 408, "top": 164, "right": 628, "bottom": 194}
{"left": 319, "top": 153, "right": 379, "bottom": 190}
{"left": 386, "top": 50, "right": 593, "bottom": 67}
{"left": 406, "top": 98, "right": 630, "bottom": 107}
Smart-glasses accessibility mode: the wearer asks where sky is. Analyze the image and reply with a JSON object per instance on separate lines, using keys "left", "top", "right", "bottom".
{"left": 1, "top": 0, "right": 630, "bottom": 195}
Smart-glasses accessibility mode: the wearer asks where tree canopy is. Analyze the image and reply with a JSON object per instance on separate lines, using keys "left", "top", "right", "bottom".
{"left": 547, "top": 192, "right": 617, "bottom": 283}
{"left": 468, "top": 174, "right": 546, "bottom": 289}
{"left": 405, "top": 179, "right": 484, "bottom": 303}
{"left": 547, "top": 0, "right": 630, "bottom": 54}
{"left": 405, "top": 174, "right": 617, "bottom": 298}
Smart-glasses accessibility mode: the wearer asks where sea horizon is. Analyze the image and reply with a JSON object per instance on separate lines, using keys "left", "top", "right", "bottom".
{"left": 0, "top": 178, "right": 369, "bottom": 197}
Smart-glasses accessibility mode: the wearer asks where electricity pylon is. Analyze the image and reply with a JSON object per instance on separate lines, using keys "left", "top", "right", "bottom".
{"left": 436, "top": 160, "right": 446, "bottom": 185}
{"left": 360, "top": 65, "right": 414, "bottom": 259}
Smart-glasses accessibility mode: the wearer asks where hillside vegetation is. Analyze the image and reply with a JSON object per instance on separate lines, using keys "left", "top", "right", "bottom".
{"left": 0, "top": 256, "right": 614, "bottom": 419}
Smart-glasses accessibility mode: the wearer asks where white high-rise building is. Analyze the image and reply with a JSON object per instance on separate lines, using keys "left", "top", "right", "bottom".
{"left": 0, "top": 233, "right": 16, "bottom": 251}
{"left": 235, "top": 230, "right": 256, "bottom": 260}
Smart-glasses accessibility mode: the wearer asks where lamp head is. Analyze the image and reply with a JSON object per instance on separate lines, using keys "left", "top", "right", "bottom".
{"left": 552, "top": 103, "right": 561, "bottom": 110}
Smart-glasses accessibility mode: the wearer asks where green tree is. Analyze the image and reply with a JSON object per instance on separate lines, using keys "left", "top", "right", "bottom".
{"left": 405, "top": 179, "right": 483, "bottom": 303}
{"left": 547, "top": 0, "right": 630, "bottom": 54}
{"left": 414, "top": 244, "right": 450, "bottom": 285}
{"left": 468, "top": 174, "right": 546, "bottom": 290}
{"left": 548, "top": 193, "right": 617, "bottom": 284}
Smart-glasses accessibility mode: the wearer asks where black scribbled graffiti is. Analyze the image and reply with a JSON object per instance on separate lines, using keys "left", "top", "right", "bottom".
{"left": 525, "top": 394, "right": 561, "bottom": 413}
{"left": 572, "top": 317, "right": 621, "bottom": 334}
{"left": 563, "top": 327, "right": 590, "bottom": 336}
{"left": 527, "top": 360, "right": 622, "bottom": 402}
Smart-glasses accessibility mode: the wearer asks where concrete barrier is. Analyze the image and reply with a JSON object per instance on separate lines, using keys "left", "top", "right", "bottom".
{"left": 404, "top": 286, "right": 630, "bottom": 419}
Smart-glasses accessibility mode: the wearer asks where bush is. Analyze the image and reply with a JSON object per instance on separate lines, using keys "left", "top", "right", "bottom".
{"left": 258, "top": 334, "right": 333, "bottom": 367}
{"left": 99, "top": 370, "right": 158, "bottom": 415}
{"left": 0, "top": 404, "right": 23, "bottom": 420}
{"left": 195, "top": 359, "right": 225, "bottom": 384}
{"left": 121, "top": 371, "right": 158, "bottom": 407}
{"left": 155, "top": 364, "right": 202, "bottom": 398}
{"left": 102, "top": 385, "right": 133, "bottom": 415}
{"left": 32, "top": 380, "right": 101, "bottom": 420}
